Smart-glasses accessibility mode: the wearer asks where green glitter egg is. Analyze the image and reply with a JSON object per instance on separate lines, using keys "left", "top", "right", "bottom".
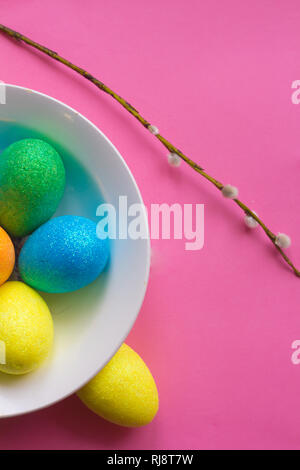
{"left": 0, "top": 138, "right": 66, "bottom": 237}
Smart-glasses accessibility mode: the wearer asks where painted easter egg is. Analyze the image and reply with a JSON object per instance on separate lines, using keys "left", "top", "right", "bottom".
{"left": 0, "top": 282, "right": 54, "bottom": 375}
{"left": 19, "top": 215, "right": 109, "bottom": 293}
{"left": 0, "top": 138, "right": 65, "bottom": 237}
{"left": 77, "top": 344, "right": 159, "bottom": 427}
{"left": 0, "top": 226, "right": 15, "bottom": 286}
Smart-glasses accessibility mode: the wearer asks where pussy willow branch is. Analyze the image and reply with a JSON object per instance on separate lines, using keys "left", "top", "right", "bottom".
{"left": 0, "top": 24, "right": 299, "bottom": 277}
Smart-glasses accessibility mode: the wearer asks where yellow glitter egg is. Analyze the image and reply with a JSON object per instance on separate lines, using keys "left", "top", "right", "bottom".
{"left": 0, "top": 226, "right": 15, "bottom": 286}
{"left": 77, "top": 343, "right": 159, "bottom": 427}
{"left": 0, "top": 281, "right": 54, "bottom": 375}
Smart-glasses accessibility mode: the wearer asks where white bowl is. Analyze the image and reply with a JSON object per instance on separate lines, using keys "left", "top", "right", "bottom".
{"left": 0, "top": 85, "right": 150, "bottom": 418}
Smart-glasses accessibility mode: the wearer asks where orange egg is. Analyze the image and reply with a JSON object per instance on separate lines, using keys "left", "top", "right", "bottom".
{"left": 0, "top": 227, "right": 15, "bottom": 286}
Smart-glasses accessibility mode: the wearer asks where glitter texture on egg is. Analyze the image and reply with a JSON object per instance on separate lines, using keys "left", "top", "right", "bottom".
{"left": 0, "top": 226, "right": 15, "bottom": 286}
{"left": 0, "top": 281, "right": 54, "bottom": 375}
{"left": 77, "top": 344, "right": 159, "bottom": 427}
{"left": 0, "top": 138, "right": 66, "bottom": 237}
{"left": 19, "top": 215, "right": 109, "bottom": 293}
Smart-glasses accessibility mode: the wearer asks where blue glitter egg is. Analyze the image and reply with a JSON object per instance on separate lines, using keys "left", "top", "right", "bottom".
{"left": 19, "top": 216, "right": 109, "bottom": 293}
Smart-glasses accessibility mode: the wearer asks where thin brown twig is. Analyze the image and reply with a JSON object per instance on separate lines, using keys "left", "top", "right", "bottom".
{"left": 0, "top": 23, "right": 299, "bottom": 277}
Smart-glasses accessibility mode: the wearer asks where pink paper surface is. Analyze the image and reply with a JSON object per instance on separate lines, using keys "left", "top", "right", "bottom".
{"left": 0, "top": 0, "right": 300, "bottom": 450}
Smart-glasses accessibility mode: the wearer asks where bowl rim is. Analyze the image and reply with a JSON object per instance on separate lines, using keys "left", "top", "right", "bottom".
{"left": 0, "top": 84, "right": 151, "bottom": 417}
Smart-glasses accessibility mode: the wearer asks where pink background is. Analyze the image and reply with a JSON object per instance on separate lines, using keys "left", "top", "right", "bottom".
{"left": 0, "top": 0, "right": 300, "bottom": 450}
